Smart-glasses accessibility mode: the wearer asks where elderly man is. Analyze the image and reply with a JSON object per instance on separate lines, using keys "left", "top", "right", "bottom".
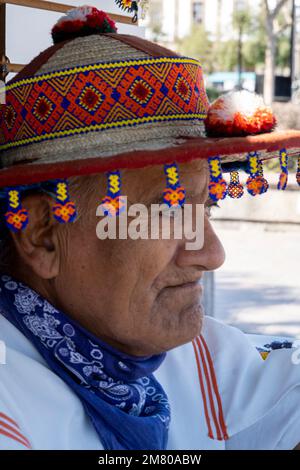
{"left": 1, "top": 6, "right": 300, "bottom": 450}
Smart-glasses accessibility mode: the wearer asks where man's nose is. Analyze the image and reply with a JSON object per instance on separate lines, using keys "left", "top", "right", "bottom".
{"left": 175, "top": 217, "right": 226, "bottom": 271}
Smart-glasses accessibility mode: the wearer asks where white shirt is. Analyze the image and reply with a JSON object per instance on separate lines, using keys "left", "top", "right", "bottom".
{"left": 1, "top": 313, "right": 300, "bottom": 450}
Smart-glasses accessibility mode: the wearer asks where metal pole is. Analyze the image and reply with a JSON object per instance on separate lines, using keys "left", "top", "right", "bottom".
{"left": 235, "top": 0, "right": 246, "bottom": 91}
{"left": 290, "top": 0, "right": 296, "bottom": 96}
{"left": 203, "top": 271, "right": 215, "bottom": 317}
{"left": 0, "top": 2, "right": 6, "bottom": 82}
{"left": 237, "top": 23, "right": 243, "bottom": 90}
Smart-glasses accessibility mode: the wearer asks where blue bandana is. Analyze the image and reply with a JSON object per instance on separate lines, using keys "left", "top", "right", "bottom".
{"left": 0, "top": 275, "right": 171, "bottom": 450}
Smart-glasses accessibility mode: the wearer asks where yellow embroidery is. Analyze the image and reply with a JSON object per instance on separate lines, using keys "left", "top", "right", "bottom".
{"left": 0, "top": 113, "right": 206, "bottom": 151}
{"left": 108, "top": 174, "right": 121, "bottom": 195}
{"left": 8, "top": 190, "right": 20, "bottom": 209}
{"left": 281, "top": 151, "right": 288, "bottom": 167}
{"left": 5, "top": 58, "right": 202, "bottom": 92}
{"left": 249, "top": 155, "right": 259, "bottom": 175}
{"left": 165, "top": 166, "right": 179, "bottom": 186}
{"left": 210, "top": 159, "right": 222, "bottom": 179}
{"left": 56, "top": 182, "right": 68, "bottom": 202}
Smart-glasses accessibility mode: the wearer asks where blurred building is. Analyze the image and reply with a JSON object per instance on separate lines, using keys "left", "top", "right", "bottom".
{"left": 294, "top": 1, "right": 300, "bottom": 81}
{"left": 142, "top": 0, "right": 300, "bottom": 101}
{"left": 208, "top": 71, "right": 256, "bottom": 92}
{"left": 141, "top": 0, "right": 260, "bottom": 47}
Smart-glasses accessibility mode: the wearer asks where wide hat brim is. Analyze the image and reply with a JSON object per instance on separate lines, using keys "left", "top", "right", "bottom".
{"left": 0, "top": 129, "right": 300, "bottom": 188}
{"left": 1, "top": 25, "right": 300, "bottom": 188}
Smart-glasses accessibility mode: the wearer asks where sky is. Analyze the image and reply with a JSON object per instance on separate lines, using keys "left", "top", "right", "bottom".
{"left": 6, "top": 0, "right": 144, "bottom": 78}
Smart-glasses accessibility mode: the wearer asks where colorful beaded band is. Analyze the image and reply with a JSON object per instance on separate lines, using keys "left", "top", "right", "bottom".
{"left": 4, "top": 188, "right": 29, "bottom": 232}
{"left": 0, "top": 57, "right": 208, "bottom": 153}
{"left": 163, "top": 163, "right": 186, "bottom": 208}
{"left": 52, "top": 180, "right": 77, "bottom": 224}
{"left": 277, "top": 148, "right": 289, "bottom": 191}
{"left": 208, "top": 156, "right": 227, "bottom": 202}
{"left": 246, "top": 152, "right": 269, "bottom": 196}
{"left": 228, "top": 171, "right": 244, "bottom": 199}
{"left": 2, "top": 149, "right": 300, "bottom": 232}
{"left": 101, "top": 170, "right": 126, "bottom": 217}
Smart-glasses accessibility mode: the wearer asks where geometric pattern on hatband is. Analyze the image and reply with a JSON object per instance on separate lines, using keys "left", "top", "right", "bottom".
{"left": 0, "top": 57, "right": 208, "bottom": 152}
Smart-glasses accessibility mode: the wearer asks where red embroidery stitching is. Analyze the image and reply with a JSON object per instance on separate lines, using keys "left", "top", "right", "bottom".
{"left": 0, "top": 58, "right": 208, "bottom": 151}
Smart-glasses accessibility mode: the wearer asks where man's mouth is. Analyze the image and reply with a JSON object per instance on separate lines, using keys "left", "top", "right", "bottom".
{"left": 163, "top": 280, "right": 203, "bottom": 295}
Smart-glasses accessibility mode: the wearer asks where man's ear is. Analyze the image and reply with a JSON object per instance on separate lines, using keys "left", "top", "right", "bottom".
{"left": 10, "top": 193, "right": 62, "bottom": 280}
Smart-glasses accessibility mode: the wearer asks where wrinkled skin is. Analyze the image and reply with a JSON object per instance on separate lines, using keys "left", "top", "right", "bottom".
{"left": 9, "top": 159, "right": 225, "bottom": 356}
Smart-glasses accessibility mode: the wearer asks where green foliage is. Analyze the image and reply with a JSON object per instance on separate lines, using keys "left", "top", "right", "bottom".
{"left": 175, "top": 4, "right": 291, "bottom": 73}
{"left": 206, "top": 87, "right": 222, "bottom": 102}
{"left": 264, "top": 156, "right": 297, "bottom": 172}
{"left": 232, "top": 9, "right": 252, "bottom": 34}
{"left": 276, "top": 33, "right": 291, "bottom": 69}
{"left": 215, "top": 40, "right": 239, "bottom": 71}
{"left": 176, "top": 25, "right": 214, "bottom": 73}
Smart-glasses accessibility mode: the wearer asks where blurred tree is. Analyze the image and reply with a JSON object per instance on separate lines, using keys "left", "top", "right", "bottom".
{"left": 242, "top": 7, "right": 290, "bottom": 71}
{"left": 276, "top": 33, "right": 291, "bottom": 70}
{"left": 243, "top": 13, "right": 267, "bottom": 69}
{"left": 150, "top": 22, "right": 166, "bottom": 43}
{"left": 216, "top": 0, "right": 222, "bottom": 44}
{"left": 175, "top": 1, "right": 292, "bottom": 82}
{"left": 176, "top": 25, "right": 214, "bottom": 73}
{"left": 263, "top": 0, "right": 292, "bottom": 104}
{"left": 147, "top": 0, "right": 166, "bottom": 43}
{"left": 232, "top": 7, "right": 252, "bottom": 88}
{"left": 214, "top": 40, "right": 239, "bottom": 71}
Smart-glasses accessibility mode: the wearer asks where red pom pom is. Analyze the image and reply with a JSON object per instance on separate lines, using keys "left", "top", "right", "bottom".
{"left": 205, "top": 91, "right": 277, "bottom": 137}
{"left": 52, "top": 6, "right": 118, "bottom": 44}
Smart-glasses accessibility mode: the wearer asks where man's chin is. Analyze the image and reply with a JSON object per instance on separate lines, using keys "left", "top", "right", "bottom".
{"left": 181, "top": 302, "right": 204, "bottom": 336}
{"left": 150, "top": 295, "right": 204, "bottom": 352}
{"left": 166, "top": 303, "right": 204, "bottom": 350}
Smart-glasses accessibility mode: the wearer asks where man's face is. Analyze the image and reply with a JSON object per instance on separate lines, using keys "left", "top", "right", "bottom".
{"left": 48, "top": 160, "right": 225, "bottom": 356}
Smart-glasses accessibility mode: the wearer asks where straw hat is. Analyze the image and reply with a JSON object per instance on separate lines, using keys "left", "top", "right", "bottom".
{"left": 0, "top": 6, "right": 300, "bottom": 231}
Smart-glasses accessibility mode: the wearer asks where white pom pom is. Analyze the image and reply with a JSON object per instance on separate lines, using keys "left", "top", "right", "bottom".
{"left": 205, "top": 90, "right": 276, "bottom": 137}
{"left": 55, "top": 5, "right": 94, "bottom": 28}
{"left": 212, "top": 90, "right": 266, "bottom": 122}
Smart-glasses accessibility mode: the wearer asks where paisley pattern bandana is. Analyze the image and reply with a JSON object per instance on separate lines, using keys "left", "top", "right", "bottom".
{"left": 0, "top": 275, "right": 171, "bottom": 450}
